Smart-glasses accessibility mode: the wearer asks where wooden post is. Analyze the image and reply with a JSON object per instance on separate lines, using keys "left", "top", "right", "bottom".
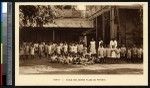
{"left": 95, "top": 17, "right": 98, "bottom": 55}
{"left": 110, "top": 7, "right": 115, "bottom": 39}
{"left": 116, "top": 7, "right": 121, "bottom": 45}
{"left": 102, "top": 13, "right": 105, "bottom": 42}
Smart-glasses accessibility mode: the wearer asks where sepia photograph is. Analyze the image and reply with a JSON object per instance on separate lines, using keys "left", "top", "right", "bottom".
{"left": 15, "top": 2, "right": 148, "bottom": 86}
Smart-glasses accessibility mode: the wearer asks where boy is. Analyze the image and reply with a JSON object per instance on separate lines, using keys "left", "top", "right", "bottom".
{"left": 116, "top": 46, "right": 121, "bottom": 59}
{"left": 126, "top": 46, "right": 132, "bottom": 62}
{"left": 111, "top": 46, "right": 117, "bottom": 63}
{"left": 98, "top": 44, "right": 104, "bottom": 63}
{"left": 48, "top": 43, "right": 52, "bottom": 58}
{"left": 116, "top": 46, "right": 121, "bottom": 63}
{"left": 120, "top": 44, "right": 126, "bottom": 59}
{"left": 34, "top": 42, "right": 39, "bottom": 58}
{"left": 56, "top": 44, "right": 61, "bottom": 55}
{"left": 74, "top": 43, "right": 78, "bottom": 55}
{"left": 19, "top": 44, "right": 25, "bottom": 61}
{"left": 38, "top": 43, "right": 44, "bottom": 59}
{"left": 137, "top": 45, "right": 143, "bottom": 62}
{"left": 25, "top": 43, "right": 30, "bottom": 60}
{"left": 106, "top": 45, "right": 111, "bottom": 63}
{"left": 50, "top": 54, "right": 57, "bottom": 63}
{"left": 30, "top": 44, "right": 35, "bottom": 59}
{"left": 131, "top": 45, "right": 138, "bottom": 63}
{"left": 83, "top": 44, "right": 87, "bottom": 57}
{"left": 63, "top": 42, "right": 68, "bottom": 55}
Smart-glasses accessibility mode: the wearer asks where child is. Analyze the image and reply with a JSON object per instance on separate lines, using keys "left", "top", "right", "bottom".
{"left": 106, "top": 45, "right": 111, "bottom": 63}
{"left": 19, "top": 44, "right": 25, "bottom": 61}
{"left": 68, "top": 54, "right": 73, "bottom": 64}
{"left": 34, "top": 42, "right": 39, "bottom": 58}
{"left": 48, "top": 43, "right": 52, "bottom": 58}
{"left": 77, "top": 43, "right": 84, "bottom": 56}
{"left": 115, "top": 46, "right": 121, "bottom": 63}
{"left": 80, "top": 55, "right": 88, "bottom": 65}
{"left": 30, "top": 44, "right": 35, "bottom": 59}
{"left": 102, "top": 45, "right": 107, "bottom": 63}
{"left": 25, "top": 43, "right": 30, "bottom": 60}
{"left": 131, "top": 45, "right": 138, "bottom": 63}
{"left": 111, "top": 46, "right": 117, "bottom": 63}
{"left": 98, "top": 44, "right": 104, "bottom": 63}
{"left": 63, "top": 43, "right": 68, "bottom": 55}
{"left": 116, "top": 46, "right": 121, "bottom": 59}
{"left": 90, "top": 39, "right": 96, "bottom": 56}
{"left": 137, "top": 46, "right": 143, "bottom": 62}
{"left": 65, "top": 55, "right": 70, "bottom": 64}
{"left": 56, "top": 44, "right": 61, "bottom": 55}
{"left": 57, "top": 55, "right": 62, "bottom": 63}
{"left": 50, "top": 54, "right": 57, "bottom": 63}
{"left": 127, "top": 47, "right": 131, "bottom": 61}
{"left": 120, "top": 44, "right": 126, "bottom": 59}
{"left": 72, "top": 55, "right": 77, "bottom": 64}
{"left": 83, "top": 44, "right": 87, "bottom": 57}
{"left": 69, "top": 43, "right": 74, "bottom": 55}
{"left": 38, "top": 43, "right": 44, "bottom": 59}
{"left": 74, "top": 43, "right": 78, "bottom": 55}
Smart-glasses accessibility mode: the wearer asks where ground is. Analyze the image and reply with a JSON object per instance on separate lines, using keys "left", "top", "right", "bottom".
{"left": 19, "top": 58, "right": 143, "bottom": 74}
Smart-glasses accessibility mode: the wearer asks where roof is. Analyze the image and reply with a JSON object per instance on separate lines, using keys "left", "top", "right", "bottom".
{"left": 43, "top": 18, "right": 93, "bottom": 28}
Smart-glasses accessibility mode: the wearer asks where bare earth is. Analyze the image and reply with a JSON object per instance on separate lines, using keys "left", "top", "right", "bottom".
{"left": 19, "top": 58, "right": 143, "bottom": 74}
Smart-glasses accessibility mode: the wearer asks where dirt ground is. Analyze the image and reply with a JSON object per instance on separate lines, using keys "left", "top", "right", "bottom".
{"left": 19, "top": 58, "right": 143, "bottom": 74}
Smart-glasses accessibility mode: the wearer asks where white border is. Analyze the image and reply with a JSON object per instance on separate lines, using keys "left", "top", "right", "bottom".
{"left": 15, "top": 2, "right": 148, "bottom": 86}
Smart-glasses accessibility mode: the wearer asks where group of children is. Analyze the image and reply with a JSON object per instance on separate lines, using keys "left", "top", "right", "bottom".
{"left": 19, "top": 40, "right": 143, "bottom": 64}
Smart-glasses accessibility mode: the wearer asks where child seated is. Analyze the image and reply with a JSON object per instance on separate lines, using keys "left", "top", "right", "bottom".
{"left": 80, "top": 56, "right": 88, "bottom": 65}
{"left": 64, "top": 55, "right": 70, "bottom": 64}
{"left": 50, "top": 54, "right": 57, "bottom": 63}
{"left": 68, "top": 55, "right": 73, "bottom": 64}
{"left": 58, "top": 55, "right": 64, "bottom": 64}
{"left": 76, "top": 55, "right": 81, "bottom": 64}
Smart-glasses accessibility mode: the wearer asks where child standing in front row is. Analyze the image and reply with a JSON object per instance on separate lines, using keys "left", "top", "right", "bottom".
{"left": 126, "top": 46, "right": 132, "bottom": 62}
